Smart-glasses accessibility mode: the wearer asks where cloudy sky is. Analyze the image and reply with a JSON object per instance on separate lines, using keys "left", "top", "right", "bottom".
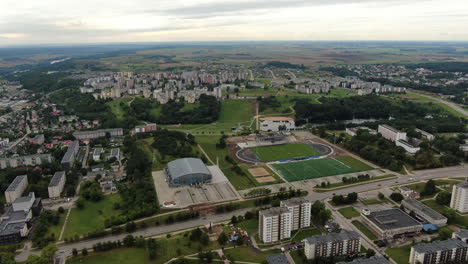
{"left": 1, "top": 0, "right": 468, "bottom": 46}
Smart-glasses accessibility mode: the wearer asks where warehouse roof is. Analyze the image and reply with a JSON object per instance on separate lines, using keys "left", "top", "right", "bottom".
{"left": 412, "top": 239, "right": 467, "bottom": 254}
{"left": 365, "top": 208, "right": 421, "bottom": 230}
{"left": 6, "top": 175, "right": 27, "bottom": 192}
{"left": 402, "top": 199, "right": 447, "bottom": 221}
{"left": 303, "top": 231, "right": 360, "bottom": 245}
{"left": 49, "top": 171, "right": 66, "bottom": 187}
{"left": 166, "top": 158, "right": 210, "bottom": 180}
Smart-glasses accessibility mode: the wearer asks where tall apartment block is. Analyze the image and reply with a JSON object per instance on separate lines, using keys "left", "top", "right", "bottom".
{"left": 5, "top": 175, "right": 28, "bottom": 203}
{"left": 378, "top": 124, "right": 407, "bottom": 142}
{"left": 450, "top": 180, "right": 468, "bottom": 213}
{"left": 303, "top": 231, "right": 361, "bottom": 260}
{"left": 259, "top": 207, "right": 292, "bottom": 243}
{"left": 409, "top": 239, "right": 468, "bottom": 264}
{"left": 280, "top": 197, "right": 312, "bottom": 230}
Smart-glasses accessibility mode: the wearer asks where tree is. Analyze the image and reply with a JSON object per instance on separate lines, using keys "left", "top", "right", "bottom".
{"left": 390, "top": 192, "right": 404, "bottom": 202}
{"left": 436, "top": 192, "right": 452, "bottom": 206}
{"left": 231, "top": 215, "right": 238, "bottom": 224}
{"left": 366, "top": 249, "right": 376, "bottom": 258}
{"left": 217, "top": 232, "right": 229, "bottom": 245}
{"left": 311, "top": 201, "right": 331, "bottom": 226}
{"left": 378, "top": 193, "right": 385, "bottom": 200}
{"left": 422, "top": 179, "right": 437, "bottom": 196}
{"left": 82, "top": 248, "right": 88, "bottom": 256}
{"left": 146, "top": 238, "right": 157, "bottom": 260}
{"left": 443, "top": 208, "right": 457, "bottom": 224}
{"left": 190, "top": 228, "right": 203, "bottom": 241}
{"left": 41, "top": 243, "right": 58, "bottom": 262}
{"left": 200, "top": 233, "right": 210, "bottom": 246}
{"left": 123, "top": 235, "right": 135, "bottom": 247}
{"left": 72, "top": 248, "right": 78, "bottom": 257}
{"left": 438, "top": 227, "right": 452, "bottom": 240}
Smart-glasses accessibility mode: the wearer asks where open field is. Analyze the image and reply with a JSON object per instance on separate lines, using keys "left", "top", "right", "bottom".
{"left": 315, "top": 174, "right": 396, "bottom": 191}
{"left": 351, "top": 220, "right": 377, "bottom": 240}
{"left": 224, "top": 247, "right": 282, "bottom": 263}
{"left": 385, "top": 244, "right": 412, "bottom": 264}
{"left": 63, "top": 194, "right": 122, "bottom": 239}
{"left": 251, "top": 143, "right": 321, "bottom": 162}
{"left": 291, "top": 228, "right": 322, "bottom": 242}
{"left": 338, "top": 207, "right": 361, "bottom": 219}
{"left": 271, "top": 156, "right": 371, "bottom": 182}
{"left": 105, "top": 97, "right": 134, "bottom": 119}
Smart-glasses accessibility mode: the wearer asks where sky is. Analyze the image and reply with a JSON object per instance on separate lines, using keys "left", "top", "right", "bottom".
{"left": 1, "top": 0, "right": 468, "bottom": 45}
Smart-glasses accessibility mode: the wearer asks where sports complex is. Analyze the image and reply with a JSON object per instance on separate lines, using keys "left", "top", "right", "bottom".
{"left": 235, "top": 134, "right": 373, "bottom": 182}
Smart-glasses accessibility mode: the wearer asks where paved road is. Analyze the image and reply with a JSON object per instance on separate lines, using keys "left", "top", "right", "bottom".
{"left": 412, "top": 91, "right": 468, "bottom": 118}
{"left": 16, "top": 166, "right": 468, "bottom": 262}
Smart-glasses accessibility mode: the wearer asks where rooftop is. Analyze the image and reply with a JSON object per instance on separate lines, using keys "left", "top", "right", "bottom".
{"left": 379, "top": 124, "right": 403, "bottom": 134}
{"left": 337, "top": 256, "right": 391, "bottom": 264}
{"left": 166, "top": 158, "right": 211, "bottom": 180}
{"left": 260, "top": 207, "right": 291, "bottom": 217}
{"left": 303, "top": 231, "right": 360, "bottom": 245}
{"left": 266, "top": 254, "right": 290, "bottom": 264}
{"left": 455, "top": 181, "right": 468, "bottom": 189}
{"left": 402, "top": 199, "right": 446, "bottom": 221}
{"left": 49, "top": 171, "right": 66, "bottom": 187}
{"left": 454, "top": 229, "right": 468, "bottom": 240}
{"left": 281, "top": 197, "right": 311, "bottom": 207}
{"left": 0, "top": 206, "right": 29, "bottom": 236}
{"left": 61, "top": 140, "right": 79, "bottom": 164}
{"left": 412, "top": 239, "right": 468, "bottom": 254}
{"left": 365, "top": 208, "right": 422, "bottom": 230}
{"left": 6, "top": 175, "right": 27, "bottom": 192}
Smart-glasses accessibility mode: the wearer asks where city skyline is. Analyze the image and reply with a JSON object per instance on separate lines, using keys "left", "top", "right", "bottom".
{"left": 1, "top": 0, "right": 468, "bottom": 46}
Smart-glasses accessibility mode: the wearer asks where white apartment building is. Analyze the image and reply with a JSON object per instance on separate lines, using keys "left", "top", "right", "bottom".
{"left": 48, "top": 171, "right": 66, "bottom": 198}
{"left": 409, "top": 239, "right": 468, "bottom": 264}
{"left": 280, "top": 198, "right": 311, "bottom": 230}
{"left": 415, "top": 128, "right": 435, "bottom": 141}
{"left": 396, "top": 139, "right": 420, "bottom": 154}
{"left": 303, "top": 231, "right": 361, "bottom": 260}
{"left": 260, "top": 117, "right": 295, "bottom": 132}
{"left": 378, "top": 125, "right": 407, "bottom": 142}
{"left": 450, "top": 181, "right": 468, "bottom": 213}
{"left": 259, "top": 207, "right": 292, "bottom": 243}
{"left": 5, "top": 175, "right": 28, "bottom": 204}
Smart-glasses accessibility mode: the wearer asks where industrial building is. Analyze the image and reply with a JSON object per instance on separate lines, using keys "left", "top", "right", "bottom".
{"left": 337, "top": 256, "right": 391, "bottom": 264}
{"left": 73, "top": 128, "right": 123, "bottom": 140}
{"left": 5, "top": 175, "right": 28, "bottom": 204}
{"left": 362, "top": 208, "right": 422, "bottom": 238}
{"left": 378, "top": 125, "right": 407, "bottom": 142}
{"left": 61, "top": 140, "right": 79, "bottom": 169}
{"left": 409, "top": 239, "right": 468, "bottom": 264}
{"left": 345, "top": 126, "right": 377, "bottom": 137}
{"left": 303, "top": 231, "right": 361, "bottom": 260}
{"left": 280, "top": 197, "right": 311, "bottom": 230}
{"left": 0, "top": 192, "right": 42, "bottom": 245}
{"left": 260, "top": 117, "right": 295, "bottom": 132}
{"left": 401, "top": 198, "right": 447, "bottom": 227}
{"left": 48, "top": 171, "right": 66, "bottom": 198}
{"left": 259, "top": 207, "right": 292, "bottom": 243}
{"left": 165, "top": 158, "right": 212, "bottom": 186}
{"left": 450, "top": 181, "right": 468, "bottom": 213}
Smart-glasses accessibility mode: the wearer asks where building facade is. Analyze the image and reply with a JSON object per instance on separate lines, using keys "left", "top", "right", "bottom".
{"left": 303, "top": 231, "right": 361, "bottom": 260}
{"left": 48, "top": 171, "right": 66, "bottom": 198}
{"left": 61, "top": 140, "right": 79, "bottom": 169}
{"left": 450, "top": 181, "right": 468, "bottom": 213}
{"left": 5, "top": 175, "right": 28, "bottom": 204}
{"left": 280, "top": 198, "right": 311, "bottom": 230}
{"left": 0, "top": 154, "right": 52, "bottom": 169}
{"left": 402, "top": 199, "right": 447, "bottom": 227}
{"left": 72, "top": 128, "right": 123, "bottom": 140}
{"left": 378, "top": 125, "right": 407, "bottom": 142}
{"left": 409, "top": 239, "right": 468, "bottom": 264}
{"left": 259, "top": 207, "right": 292, "bottom": 243}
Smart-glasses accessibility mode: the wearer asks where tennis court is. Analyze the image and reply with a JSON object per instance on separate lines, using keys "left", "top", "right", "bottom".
{"left": 271, "top": 156, "right": 371, "bottom": 182}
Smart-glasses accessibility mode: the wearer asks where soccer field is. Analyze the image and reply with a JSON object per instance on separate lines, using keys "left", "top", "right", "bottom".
{"left": 251, "top": 143, "right": 321, "bottom": 162}
{"left": 271, "top": 157, "right": 372, "bottom": 182}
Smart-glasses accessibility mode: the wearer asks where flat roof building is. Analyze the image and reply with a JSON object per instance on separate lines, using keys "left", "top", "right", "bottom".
{"left": 337, "top": 256, "right": 391, "bottom": 264}
{"left": 48, "top": 171, "right": 66, "bottom": 198}
{"left": 92, "top": 147, "right": 104, "bottom": 161}
{"left": 266, "top": 254, "right": 291, "bottom": 264}
{"left": 409, "top": 239, "right": 468, "bottom": 264}
{"left": 453, "top": 229, "right": 468, "bottom": 244}
{"left": 260, "top": 117, "right": 295, "bottom": 132}
{"left": 165, "top": 158, "right": 212, "bottom": 186}
{"left": 450, "top": 181, "right": 468, "bottom": 213}
{"left": 362, "top": 208, "right": 422, "bottom": 239}
{"left": 378, "top": 124, "right": 407, "bottom": 142}
{"left": 303, "top": 231, "right": 361, "bottom": 260}
{"left": 402, "top": 198, "right": 447, "bottom": 227}
{"left": 5, "top": 175, "right": 28, "bottom": 204}
{"left": 396, "top": 139, "right": 420, "bottom": 154}
{"left": 73, "top": 128, "right": 123, "bottom": 140}
{"left": 415, "top": 128, "right": 435, "bottom": 141}
{"left": 61, "top": 140, "right": 79, "bottom": 169}
{"left": 280, "top": 197, "right": 311, "bottom": 231}
{"left": 259, "top": 207, "right": 292, "bottom": 243}
{"left": 0, "top": 154, "right": 52, "bottom": 169}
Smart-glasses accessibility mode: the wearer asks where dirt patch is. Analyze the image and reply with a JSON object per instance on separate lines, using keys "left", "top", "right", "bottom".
{"left": 256, "top": 176, "right": 276, "bottom": 183}
{"left": 248, "top": 167, "right": 270, "bottom": 177}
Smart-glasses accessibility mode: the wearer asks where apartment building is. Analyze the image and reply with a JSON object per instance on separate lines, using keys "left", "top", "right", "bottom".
{"left": 409, "top": 239, "right": 468, "bottom": 264}
{"left": 48, "top": 171, "right": 66, "bottom": 198}
{"left": 61, "top": 140, "right": 79, "bottom": 169}
{"left": 453, "top": 229, "right": 468, "bottom": 244}
{"left": 402, "top": 198, "right": 447, "bottom": 227}
{"left": 258, "top": 207, "right": 292, "bottom": 243}
{"left": 450, "top": 181, "right": 468, "bottom": 213}
{"left": 396, "top": 139, "right": 420, "bottom": 154}
{"left": 280, "top": 198, "right": 311, "bottom": 230}
{"left": 0, "top": 154, "right": 52, "bottom": 169}
{"left": 5, "top": 175, "right": 28, "bottom": 204}
{"left": 415, "top": 128, "right": 435, "bottom": 141}
{"left": 378, "top": 125, "right": 407, "bottom": 142}
{"left": 72, "top": 128, "right": 123, "bottom": 140}
{"left": 303, "top": 231, "right": 361, "bottom": 260}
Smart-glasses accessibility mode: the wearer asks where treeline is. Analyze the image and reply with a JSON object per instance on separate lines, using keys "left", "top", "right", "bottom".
{"left": 258, "top": 96, "right": 282, "bottom": 112}
{"left": 319, "top": 67, "right": 358, "bottom": 77}
{"left": 407, "top": 62, "right": 468, "bottom": 74}
{"left": 265, "top": 61, "right": 306, "bottom": 69}
{"left": 31, "top": 210, "right": 64, "bottom": 248}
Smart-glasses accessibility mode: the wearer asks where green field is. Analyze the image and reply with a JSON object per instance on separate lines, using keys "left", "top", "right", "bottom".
{"left": 334, "top": 156, "right": 373, "bottom": 171}
{"left": 351, "top": 220, "right": 378, "bottom": 241}
{"left": 271, "top": 156, "right": 372, "bottom": 182}
{"left": 251, "top": 143, "right": 321, "bottom": 162}
{"left": 218, "top": 99, "right": 255, "bottom": 123}
{"left": 291, "top": 228, "right": 321, "bottom": 242}
{"left": 385, "top": 244, "right": 412, "bottom": 264}
{"left": 224, "top": 247, "right": 282, "bottom": 263}
{"left": 338, "top": 207, "right": 361, "bottom": 219}
{"left": 105, "top": 97, "right": 135, "bottom": 119}
{"left": 63, "top": 194, "right": 122, "bottom": 239}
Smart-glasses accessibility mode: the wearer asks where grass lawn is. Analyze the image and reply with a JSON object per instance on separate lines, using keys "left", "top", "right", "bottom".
{"left": 47, "top": 213, "right": 66, "bottom": 240}
{"left": 406, "top": 182, "right": 438, "bottom": 199}
{"left": 338, "top": 207, "right": 361, "bottom": 219}
{"left": 63, "top": 194, "right": 122, "bottom": 239}
{"left": 351, "top": 220, "right": 377, "bottom": 241}
{"left": 196, "top": 135, "right": 282, "bottom": 190}
{"left": 334, "top": 156, "right": 373, "bottom": 171}
{"left": 361, "top": 198, "right": 388, "bottom": 206}
{"left": 218, "top": 99, "right": 254, "bottom": 123}
{"left": 290, "top": 250, "right": 307, "bottom": 264}
{"left": 235, "top": 219, "right": 258, "bottom": 234}
{"left": 385, "top": 244, "right": 412, "bottom": 264}
{"left": 251, "top": 143, "right": 321, "bottom": 162}
{"left": 291, "top": 228, "right": 321, "bottom": 242}
{"left": 271, "top": 157, "right": 369, "bottom": 182}
{"left": 105, "top": 97, "right": 134, "bottom": 119}
{"left": 224, "top": 247, "right": 281, "bottom": 263}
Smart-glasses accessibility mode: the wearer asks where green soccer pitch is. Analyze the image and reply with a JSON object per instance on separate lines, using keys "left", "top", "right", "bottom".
{"left": 250, "top": 143, "right": 321, "bottom": 162}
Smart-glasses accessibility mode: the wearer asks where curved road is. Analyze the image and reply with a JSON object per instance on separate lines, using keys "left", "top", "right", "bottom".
{"left": 411, "top": 91, "right": 468, "bottom": 118}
